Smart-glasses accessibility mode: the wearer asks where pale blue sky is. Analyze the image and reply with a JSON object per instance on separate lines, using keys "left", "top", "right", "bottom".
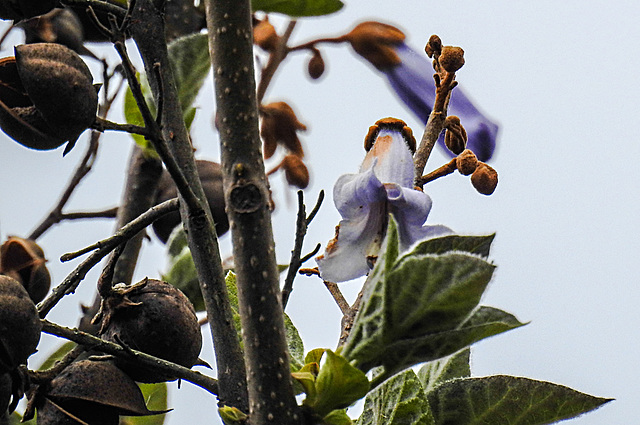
{"left": 0, "top": 1, "right": 638, "bottom": 423}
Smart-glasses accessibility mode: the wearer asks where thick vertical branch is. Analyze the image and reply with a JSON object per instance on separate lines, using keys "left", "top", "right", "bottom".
{"left": 128, "top": 0, "right": 248, "bottom": 411}
{"left": 205, "top": 0, "right": 301, "bottom": 423}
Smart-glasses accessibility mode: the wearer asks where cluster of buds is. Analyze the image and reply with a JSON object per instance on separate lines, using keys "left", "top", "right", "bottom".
{"left": 261, "top": 101, "right": 310, "bottom": 189}
{"left": 0, "top": 43, "right": 99, "bottom": 154}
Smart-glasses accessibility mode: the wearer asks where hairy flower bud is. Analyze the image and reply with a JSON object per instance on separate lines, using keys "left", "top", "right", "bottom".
{"left": 260, "top": 101, "right": 307, "bottom": 159}
{"left": 439, "top": 45, "right": 465, "bottom": 73}
{"left": 471, "top": 162, "right": 498, "bottom": 195}
{"left": 455, "top": 149, "right": 478, "bottom": 176}
{"left": 0, "top": 0, "right": 57, "bottom": 21}
{"left": 307, "top": 48, "right": 325, "bottom": 80}
{"left": 281, "top": 154, "right": 310, "bottom": 189}
{"left": 0, "top": 43, "right": 98, "bottom": 152}
{"left": 424, "top": 35, "right": 442, "bottom": 58}
{"left": 342, "top": 21, "right": 406, "bottom": 70}
{"left": 444, "top": 115, "right": 468, "bottom": 155}
{"left": 0, "top": 237, "right": 50, "bottom": 304}
{"left": 253, "top": 17, "right": 279, "bottom": 52}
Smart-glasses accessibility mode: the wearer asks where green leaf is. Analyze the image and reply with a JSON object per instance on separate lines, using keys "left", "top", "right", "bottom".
{"left": 218, "top": 406, "right": 249, "bottom": 425}
{"left": 374, "top": 307, "right": 525, "bottom": 376}
{"left": 343, "top": 251, "right": 496, "bottom": 372}
{"left": 309, "top": 350, "right": 370, "bottom": 417}
{"left": 417, "top": 348, "right": 470, "bottom": 394}
{"left": 323, "top": 409, "right": 353, "bottom": 425}
{"left": 8, "top": 412, "right": 35, "bottom": 425}
{"left": 252, "top": 0, "right": 343, "bottom": 17}
{"left": 120, "top": 383, "right": 168, "bottom": 425}
{"left": 427, "top": 376, "right": 613, "bottom": 425}
{"left": 167, "top": 33, "right": 211, "bottom": 114}
{"left": 37, "top": 341, "right": 76, "bottom": 370}
{"left": 285, "top": 312, "right": 305, "bottom": 370}
{"left": 356, "top": 370, "right": 434, "bottom": 425}
{"left": 123, "top": 80, "right": 157, "bottom": 157}
{"left": 163, "top": 242, "right": 205, "bottom": 311}
{"left": 305, "top": 348, "right": 327, "bottom": 365}
{"left": 401, "top": 234, "right": 495, "bottom": 260}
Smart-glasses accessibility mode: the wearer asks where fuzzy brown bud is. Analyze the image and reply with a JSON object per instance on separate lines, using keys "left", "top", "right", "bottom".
{"left": 439, "top": 45, "right": 465, "bottom": 73}
{"left": 307, "top": 48, "right": 325, "bottom": 80}
{"left": 0, "top": 43, "right": 98, "bottom": 153}
{"left": 425, "top": 35, "right": 442, "bottom": 58}
{"left": 260, "top": 101, "right": 307, "bottom": 159}
{"left": 444, "top": 115, "right": 468, "bottom": 155}
{"left": 281, "top": 154, "right": 310, "bottom": 189}
{"left": 341, "top": 21, "right": 405, "bottom": 70}
{"left": 471, "top": 162, "right": 498, "bottom": 195}
{"left": 253, "top": 18, "right": 279, "bottom": 52}
{"left": 456, "top": 149, "right": 478, "bottom": 175}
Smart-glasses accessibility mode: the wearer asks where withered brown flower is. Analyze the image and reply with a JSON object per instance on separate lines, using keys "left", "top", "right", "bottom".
{"left": 260, "top": 101, "right": 307, "bottom": 159}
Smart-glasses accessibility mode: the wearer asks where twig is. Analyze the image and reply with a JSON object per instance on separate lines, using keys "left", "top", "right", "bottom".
{"left": 41, "top": 320, "right": 220, "bottom": 395}
{"left": 28, "top": 135, "right": 100, "bottom": 240}
{"left": 60, "top": 0, "right": 127, "bottom": 19}
{"left": 92, "top": 116, "right": 152, "bottom": 137}
{"left": 417, "top": 158, "right": 457, "bottom": 186}
{"left": 323, "top": 281, "right": 350, "bottom": 315}
{"left": 27, "top": 345, "right": 85, "bottom": 383}
{"left": 58, "top": 207, "right": 118, "bottom": 221}
{"left": 37, "top": 198, "right": 179, "bottom": 318}
{"left": 256, "top": 20, "right": 297, "bottom": 104}
{"left": 281, "top": 190, "right": 324, "bottom": 309}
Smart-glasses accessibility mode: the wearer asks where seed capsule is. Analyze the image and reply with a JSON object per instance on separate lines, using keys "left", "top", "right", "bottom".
{"left": 0, "top": 0, "right": 57, "bottom": 21}
{"left": 98, "top": 279, "right": 202, "bottom": 382}
{"left": 0, "top": 43, "right": 98, "bottom": 152}
{"left": 0, "top": 237, "right": 51, "bottom": 304}
{"left": 0, "top": 275, "right": 41, "bottom": 374}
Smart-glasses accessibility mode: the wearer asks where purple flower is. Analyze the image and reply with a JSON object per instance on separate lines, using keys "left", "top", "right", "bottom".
{"left": 384, "top": 44, "right": 499, "bottom": 162}
{"left": 316, "top": 120, "right": 452, "bottom": 283}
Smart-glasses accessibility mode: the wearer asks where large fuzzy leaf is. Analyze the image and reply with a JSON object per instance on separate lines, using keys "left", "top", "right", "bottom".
{"left": 252, "top": 0, "right": 343, "bottom": 16}
{"left": 427, "top": 376, "right": 612, "bottom": 425}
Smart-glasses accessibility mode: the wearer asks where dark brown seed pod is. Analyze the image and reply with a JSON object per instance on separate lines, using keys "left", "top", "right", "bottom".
{"left": 98, "top": 279, "right": 202, "bottom": 382}
{"left": 0, "top": 236, "right": 51, "bottom": 304}
{"left": 0, "top": 43, "right": 98, "bottom": 152}
{"left": 0, "top": 0, "right": 57, "bottom": 21}
{"left": 0, "top": 275, "right": 41, "bottom": 374}
{"left": 0, "top": 373, "right": 10, "bottom": 415}
{"left": 153, "top": 160, "right": 229, "bottom": 244}
{"left": 36, "top": 358, "right": 166, "bottom": 424}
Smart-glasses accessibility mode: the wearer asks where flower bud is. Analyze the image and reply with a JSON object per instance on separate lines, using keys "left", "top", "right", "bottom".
{"left": 253, "top": 17, "right": 279, "bottom": 52}
{"left": 364, "top": 117, "right": 416, "bottom": 153}
{"left": 281, "top": 154, "right": 310, "bottom": 189}
{"left": 0, "top": 0, "right": 57, "bottom": 21}
{"left": 444, "top": 115, "right": 468, "bottom": 155}
{"left": 307, "top": 48, "right": 325, "bottom": 80}
{"left": 0, "top": 236, "right": 50, "bottom": 304}
{"left": 341, "top": 21, "right": 405, "bottom": 70}
{"left": 424, "top": 35, "right": 442, "bottom": 58}
{"left": 260, "top": 101, "right": 306, "bottom": 159}
{"left": 455, "top": 149, "right": 478, "bottom": 175}
{"left": 471, "top": 162, "right": 498, "bottom": 195}
{"left": 0, "top": 43, "right": 98, "bottom": 152}
{"left": 439, "top": 45, "right": 465, "bottom": 73}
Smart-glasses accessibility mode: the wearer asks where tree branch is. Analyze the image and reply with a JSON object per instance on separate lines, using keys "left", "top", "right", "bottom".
{"left": 129, "top": 0, "right": 248, "bottom": 410}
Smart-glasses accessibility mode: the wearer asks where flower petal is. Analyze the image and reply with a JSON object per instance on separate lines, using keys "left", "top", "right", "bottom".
{"left": 383, "top": 44, "right": 499, "bottom": 162}
{"left": 385, "top": 183, "right": 453, "bottom": 248}
{"left": 361, "top": 128, "right": 414, "bottom": 188}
